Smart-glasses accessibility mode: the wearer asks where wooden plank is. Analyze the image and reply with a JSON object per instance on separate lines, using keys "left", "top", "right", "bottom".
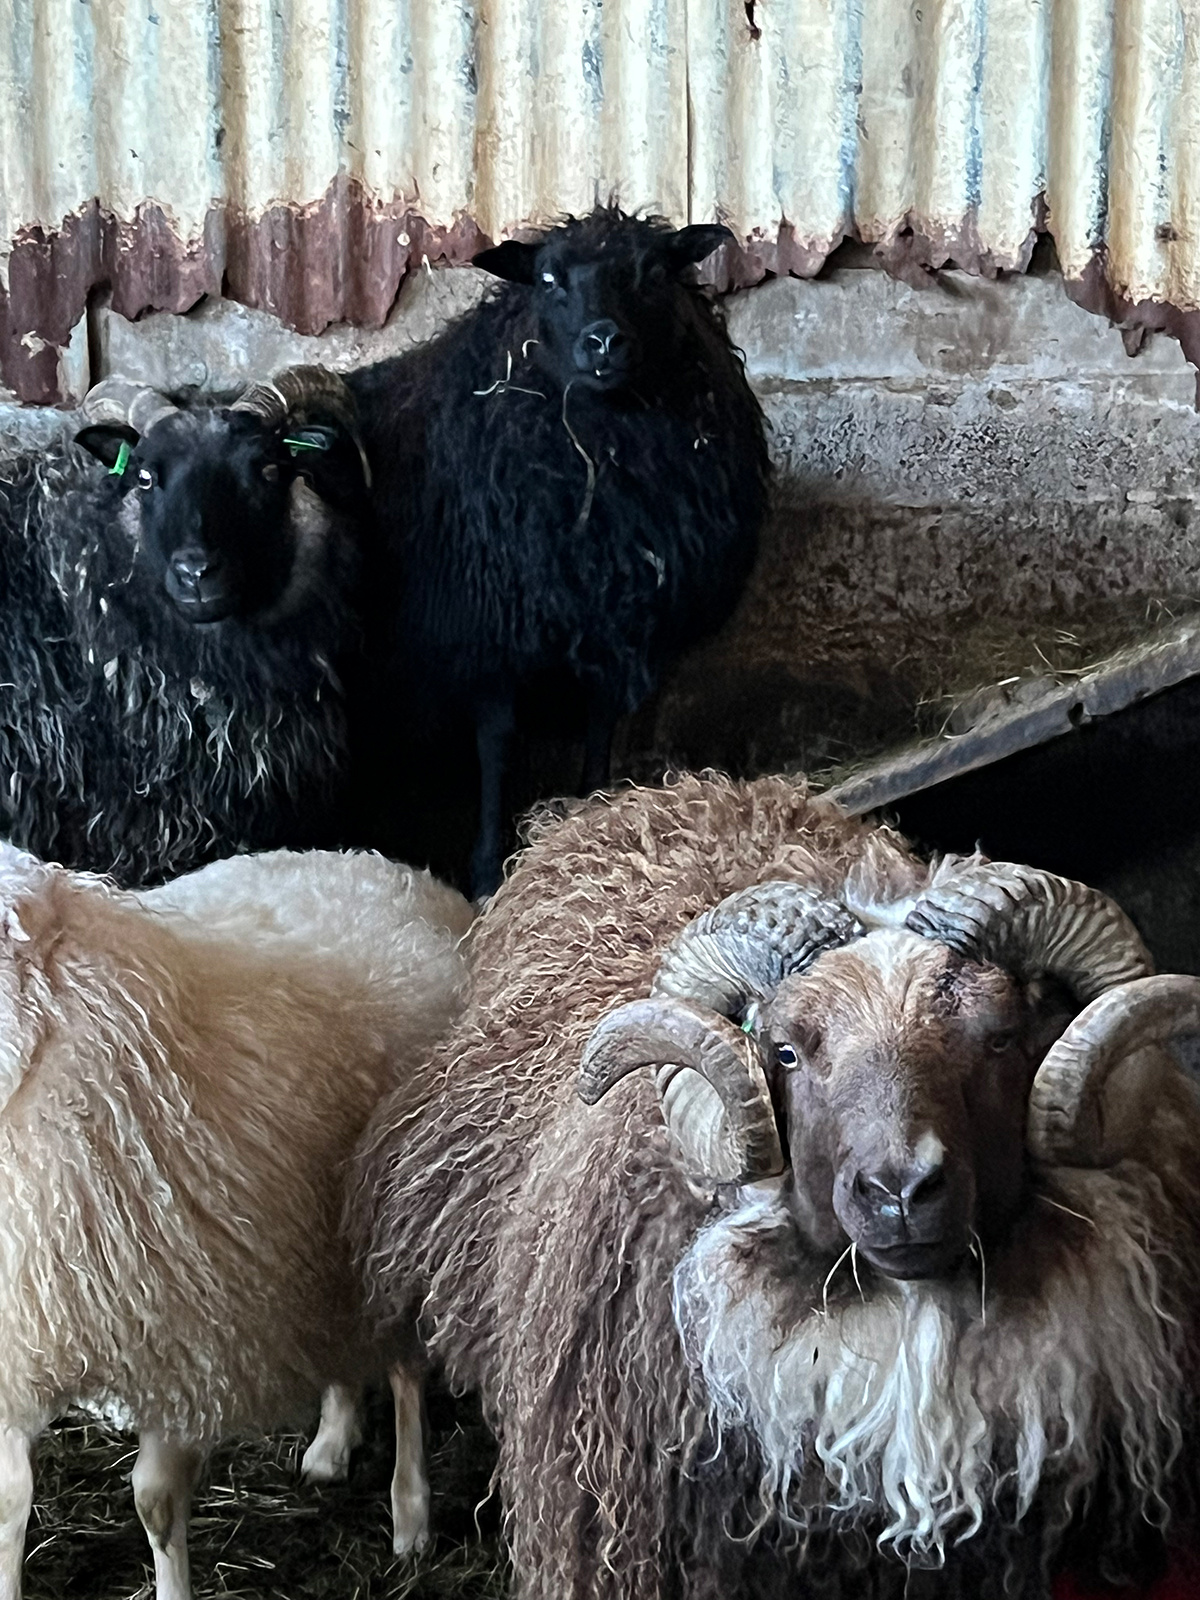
{"left": 825, "top": 612, "right": 1200, "bottom": 816}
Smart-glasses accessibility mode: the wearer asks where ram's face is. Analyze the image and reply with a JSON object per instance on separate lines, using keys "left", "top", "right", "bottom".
{"left": 765, "top": 932, "right": 1067, "bottom": 1279}
{"left": 125, "top": 413, "right": 299, "bottom": 625}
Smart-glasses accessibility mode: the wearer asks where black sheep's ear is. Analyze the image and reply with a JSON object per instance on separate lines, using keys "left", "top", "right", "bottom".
{"left": 663, "top": 224, "right": 734, "bottom": 273}
{"left": 473, "top": 240, "right": 539, "bottom": 284}
{"left": 75, "top": 423, "right": 140, "bottom": 472}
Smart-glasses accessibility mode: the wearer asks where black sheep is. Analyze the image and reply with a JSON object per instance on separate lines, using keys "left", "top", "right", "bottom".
{"left": 348, "top": 208, "right": 769, "bottom": 897}
{"left": 0, "top": 369, "right": 369, "bottom": 886}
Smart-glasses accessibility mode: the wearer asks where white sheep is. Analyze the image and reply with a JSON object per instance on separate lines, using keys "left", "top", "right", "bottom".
{"left": 0, "top": 842, "right": 471, "bottom": 1600}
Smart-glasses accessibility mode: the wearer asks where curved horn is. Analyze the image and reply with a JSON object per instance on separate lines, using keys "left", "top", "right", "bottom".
{"left": 653, "top": 881, "right": 864, "bottom": 1016}
{"left": 905, "top": 862, "right": 1152, "bottom": 1007}
{"left": 231, "top": 364, "right": 350, "bottom": 424}
{"left": 231, "top": 365, "right": 372, "bottom": 488}
{"left": 1028, "top": 974, "right": 1200, "bottom": 1164}
{"left": 78, "top": 377, "right": 179, "bottom": 436}
{"left": 580, "top": 996, "right": 784, "bottom": 1183}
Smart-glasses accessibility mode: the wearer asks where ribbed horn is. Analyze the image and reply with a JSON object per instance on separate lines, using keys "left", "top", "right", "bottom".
{"left": 1028, "top": 974, "right": 1200, "bottom": 1164}
{"left": 579, "top": 996, "right": 784, "bottom": 1183}
{"left": 231, "top": 365, "right": 371, "bottom": 488}
{"left": 231, "top": 365, "right": 348, "bottom": 423}
{"left": 905, "top": 862, "right": 1152, "bottom": 1007}
{"left": 78, "top": 377, "right": 179, "bottom": 436}
{"left": 653, "top": 881, "right": 864, "bottom": 1016}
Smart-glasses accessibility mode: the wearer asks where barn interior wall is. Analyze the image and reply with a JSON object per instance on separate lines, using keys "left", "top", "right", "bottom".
{"left": 3, "top": 259, "right": 1197, "bottom": 963}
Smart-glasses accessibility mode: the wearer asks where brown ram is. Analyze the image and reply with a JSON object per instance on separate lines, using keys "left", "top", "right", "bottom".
{"left": 349, "top": 773, "right": 1200, "bottom": 1599}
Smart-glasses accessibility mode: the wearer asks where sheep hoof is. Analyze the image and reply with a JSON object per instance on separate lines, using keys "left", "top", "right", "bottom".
{"left": 300, "top": 1436, "right": 355, "bottom": 1484}
{"left": 391, "top": 1493, "right": 430, "bottom": 1558}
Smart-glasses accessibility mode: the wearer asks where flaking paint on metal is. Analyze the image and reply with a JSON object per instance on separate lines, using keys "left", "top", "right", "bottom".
{"left": 4, "top": 0, "right": 1200, "bottom": 402}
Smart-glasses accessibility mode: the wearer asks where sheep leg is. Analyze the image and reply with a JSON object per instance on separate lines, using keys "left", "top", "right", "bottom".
{"left": 132, "top": 1432, "right": 202, "bottom": 1600}
{"left": 0, "top": 1428, "right": 32, "bottom": 1600}
{"left": 300, "top": 1383, "right": 363, "bottom": 1484}
{"left": 469, "top": 695, "right": 515, "bottom": 900}
{"left": 389, "top": 1364, "right": 430, "bottom": 1557}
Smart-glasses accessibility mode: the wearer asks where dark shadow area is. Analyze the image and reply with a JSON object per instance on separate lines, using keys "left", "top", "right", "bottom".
{"left": 893, "top": 675, "right": 1200, "bottom": 972}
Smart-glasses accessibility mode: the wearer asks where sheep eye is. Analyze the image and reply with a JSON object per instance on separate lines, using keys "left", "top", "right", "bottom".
{"left": 777, "top": 1044, "right": 798, "bottom": 1068}
{"left": 136, "top": 468, "right": 154, "bottom": 491}
{"left": 261, "top": 462, "right": 281, "bottom": 483}
{"left": 988, "top": 1029, "right": 1018, "bottom": 1053}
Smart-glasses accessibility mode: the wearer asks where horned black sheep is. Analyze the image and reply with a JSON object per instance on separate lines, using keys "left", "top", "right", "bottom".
{"left": 0, "top": 370, "right": 369, "bottom": 886}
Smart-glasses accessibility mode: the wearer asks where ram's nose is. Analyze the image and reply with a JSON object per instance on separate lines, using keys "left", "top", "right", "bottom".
{"left": 839, "top": 1136, "right": 971, "bottom": 1280}
{"left": 166, "top": 547, "right": 233, "bottom": 619}
{"left": 170, "top": 548, "right": 223, "bottom": 593}
{"left": 851, "top": 1151, "right": 948, "bottom": 1226}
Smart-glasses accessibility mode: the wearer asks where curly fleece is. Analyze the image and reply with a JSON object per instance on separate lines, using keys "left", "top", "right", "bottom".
{"left": 350, "top": 773, "right": 1200, "bottom": 1599}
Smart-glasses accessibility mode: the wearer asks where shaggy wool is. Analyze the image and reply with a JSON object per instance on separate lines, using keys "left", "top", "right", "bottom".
{"left": 0, "top": 846, "right": 471, "bottom": 1449}
{"left": 349, "top": 773, "right": 1200, "bottom": 1600}
{"left": 0, "top": 444, "right": 357, "bottom": 887}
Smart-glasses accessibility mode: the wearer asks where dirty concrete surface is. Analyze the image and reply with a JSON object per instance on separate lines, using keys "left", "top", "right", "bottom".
{"left": 5, "top": 253, "right": 1200, "bottom": 958}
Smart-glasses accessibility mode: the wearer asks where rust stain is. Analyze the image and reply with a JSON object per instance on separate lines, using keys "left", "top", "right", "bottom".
{"left": 1066, "top": 255, "right": 1200, "bottom": 409}
{"left": 1, "top": 204, "right": 220, "bottom": 405}
{"left": 1, "top": 188, "right": 1196, "bottom": 408}
{"left": 223, "top": 179, "right": 489, "bottom": 335}
{"left": 1, "top": 181, "right": 490, "bottom": 405}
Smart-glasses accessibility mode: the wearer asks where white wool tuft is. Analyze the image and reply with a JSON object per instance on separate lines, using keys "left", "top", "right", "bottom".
{"left": 674, "top": 1142, "right": 1194, "bottom": 1564}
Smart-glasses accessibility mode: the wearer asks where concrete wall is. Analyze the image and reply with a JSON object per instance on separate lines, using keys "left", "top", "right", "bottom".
{"left": 7, "top": 257, "right": 1200, "bottom": 782}
{"left": 654, "top": 255, "right": 1200, "bottom": 780}
{"left": 4, "top": 261, "right": 1199, "bottom": 958}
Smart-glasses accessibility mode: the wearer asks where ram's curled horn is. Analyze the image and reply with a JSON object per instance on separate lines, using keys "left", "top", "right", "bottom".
{"left": 652, "top": 880, "right": 865, "bottom": 1016}
{"left": 231, "top": 365, "right": 373, "bottom": 489}
{"left": 905, "top": 861, "right": 1153, "bottom": 1006}
{"left": 579, "top": 997, "right": 784, "bottom": 1184}
{"left": 1028, "top": 974, "right": 1200, "bottom": 1165}
{"left": 231, "top": 364, "right": 351, "bottom": 424}
{"left": 78, "top": 376, "right": 180, "bottom": 437}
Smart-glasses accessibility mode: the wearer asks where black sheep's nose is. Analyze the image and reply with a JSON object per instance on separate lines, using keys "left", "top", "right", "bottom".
{"left": 575, "top": 320, "right": 631, "bottom": 374}
{"left": 170, "top": 548, "right": 224, "bottom": 596}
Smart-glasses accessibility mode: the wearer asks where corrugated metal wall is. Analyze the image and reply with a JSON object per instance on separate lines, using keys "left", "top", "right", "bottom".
{"left": 2, "top": 0, "right": 1199, "bottom": 402}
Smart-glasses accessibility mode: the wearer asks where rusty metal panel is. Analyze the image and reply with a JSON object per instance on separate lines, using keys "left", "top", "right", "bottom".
{"left": 3, "top": 0, "right": 1200, "bottom": 403}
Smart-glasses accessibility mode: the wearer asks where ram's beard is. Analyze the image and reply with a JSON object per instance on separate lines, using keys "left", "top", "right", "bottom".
{"left": 673, "top": 1144, "right": 1200, "bottom": 1567}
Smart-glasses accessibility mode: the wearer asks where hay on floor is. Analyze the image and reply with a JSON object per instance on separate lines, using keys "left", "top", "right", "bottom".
{"left": 23, "top": 1386, "right": 505, "bottom": 1599}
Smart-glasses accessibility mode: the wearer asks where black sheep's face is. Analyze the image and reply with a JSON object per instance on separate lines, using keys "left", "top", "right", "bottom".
{"left": 78, "top": 412, "right": 303, "bottom": 625}
{"left": 473, "top": 216, "right": 733, "bottom": 394}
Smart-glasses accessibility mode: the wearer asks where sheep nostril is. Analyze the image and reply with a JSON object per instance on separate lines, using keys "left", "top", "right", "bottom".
{"left": 904, "top": 1166, "right": 948, "bottom": 1209}
{"left": 853, "top": 1170, "right": 901, "bottom": 1214}
{"left": 578, "top": 320, "right": 623, "bottom": 368}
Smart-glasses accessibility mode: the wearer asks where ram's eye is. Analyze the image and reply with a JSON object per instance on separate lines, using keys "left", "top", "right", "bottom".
{"left": 988, "top": 1029, "right": 1018, "bottom": 1053}
{"left": 136, "top": 468, "right": 154, "bottom": 491}
{"left": 777, "top": 1044, "right": 798, "bottom": 1068}
{"left": 261, "top": 462, "right": 280, "bottom": 483}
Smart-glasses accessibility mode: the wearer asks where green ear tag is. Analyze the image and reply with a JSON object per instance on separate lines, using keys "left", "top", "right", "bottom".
{"left": 282, "top": 435, "right": 326, "bottom": 457}
{"left": 109, "top": 439, "right": 132, "bottom": 477}
{"left": 741, "top": 1017, "right": 755, "bottom": 1035}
